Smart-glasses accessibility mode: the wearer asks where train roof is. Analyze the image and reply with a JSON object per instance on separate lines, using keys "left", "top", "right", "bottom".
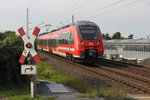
{"left": 38, "top": 21, "right": 99, "bottom": 38}
{"left": 49, "top": 21, "right": 98, "bottom": 33}
{"left": 104, "top": 39, "right": 150, "bottom": 44}
{"left": 75, "top": 21, "right": 98, "bottom": 26}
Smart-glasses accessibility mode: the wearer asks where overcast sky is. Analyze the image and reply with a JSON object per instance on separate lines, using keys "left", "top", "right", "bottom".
{"left": 0, "top": 0, "right": 150, "bottom": 39}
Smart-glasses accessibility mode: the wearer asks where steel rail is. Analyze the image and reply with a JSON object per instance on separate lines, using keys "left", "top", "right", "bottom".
{"left": 40, "top": 51, "right": 150, "bottom": 93}
{"left": 98, "top": 59, "right": 150, "bottom": 74}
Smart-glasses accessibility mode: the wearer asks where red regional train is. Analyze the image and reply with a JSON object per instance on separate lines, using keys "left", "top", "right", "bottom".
{"left": 37, "top": 21, "right": 104, "bottom": 63}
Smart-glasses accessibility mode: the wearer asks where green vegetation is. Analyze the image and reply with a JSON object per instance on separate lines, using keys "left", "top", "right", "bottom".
{"left": 37, "top": 62, "right": 92, "bottom": 93}
{"left": 0, "top": 30, "right": 132, "bottom": 100}
{"left": 0, "top": 31, "right": 56, "bottom": 100}
{"left": 10, "top": 96, "right": 55, "bottom": 100}
{"left": 37, "top": 62, "right": 133, "bottom": 100}
{"left": 0, "top": 31, "right": 28, "bottom": 86}
{"left": 102, "top": 32, "right": 134, "bottom": 40}
{"left": 0, "top": 60, "right": 132, "bottom": 100}
{"left": 0, "top": 87, "right": 54, "bottom": 100}
{"left": 78, "top": 88, "right": 132, "bottom": 100}
{"left": 0, "top": 86, "right": 29, "bottom": 98}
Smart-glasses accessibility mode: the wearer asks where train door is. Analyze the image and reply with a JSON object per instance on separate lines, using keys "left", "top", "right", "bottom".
{"left": 46, "top": 39, "right": 49, "bottom": 51}
{"left": 56, "top": 35, "right": 59, "bottom": 53}
{"left": 69, "top": 31, "right": 74, "bottom": 54}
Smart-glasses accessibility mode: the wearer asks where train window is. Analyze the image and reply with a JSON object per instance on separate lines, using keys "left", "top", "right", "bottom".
{"left": 59, "top": 34, "right": 62, "bottom": 44}
{"left": 66, "top": 33, "right": 69, "bottom": 39}
{"left": 39, "top": 40, "right": 40, "bottom": 45}
{"left": 69, "top": 32, "right": 72, "bottom": 39}
{"left": 70, "top": 32, "right": 74, "bottom": 44}
{"left": 48, "top": 39, "right": 51, "bottom": 46}
{"left": 39, "top": 40, "right": 42, "bottom": 46}
{"left": 58, "top": 35, "right": 61, "bottom": 44}
{"left": 56, "top": 32, "right": 74, "bottom": 45}
{"left": 41, "top": 40, "right": 44, "bottom": 46}
{"left": 37, "top": 40, "right": 39, "bottom": 45}
{"left": 54, "top": 39, "right": 56, "bottom": 46}
{"left": 62, "top": 34, "right": 64, "bottom": 44}
{"left": 63, "top": 33, "right": 67, "bottom": 39}
{"left": 44, "top": 40, "right": 46, "bottom": 46}
{"left": 79, "top": 26, "right": 97, "bottom": 40}
{"left": 41, "top": 40, "right": 43, "bottom": 46}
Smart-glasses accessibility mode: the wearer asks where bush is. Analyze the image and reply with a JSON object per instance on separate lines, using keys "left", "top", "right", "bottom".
{"left": 0, "top": 31, "right": 28, "bottom": 87}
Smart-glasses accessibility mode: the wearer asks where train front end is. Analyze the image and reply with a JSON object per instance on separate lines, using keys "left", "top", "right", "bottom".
{"left": 75, "top": 21, "right": 104, "bottom": 63}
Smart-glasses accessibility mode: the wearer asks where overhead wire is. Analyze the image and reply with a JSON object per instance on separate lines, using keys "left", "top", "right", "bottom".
{"left": 26, "top": 0, "right": 142, "bottom": 31}
{"left": 55, "top": 0, "right": 93, "bottom": 22}
{"left": 77, "top": 0, "right": 125, "bottom": 15}
{"left": 49, "top": 0, "right": 94, "bottom": 29}
{"left": 85, "top": 0, "right": 143, "bottom": 19}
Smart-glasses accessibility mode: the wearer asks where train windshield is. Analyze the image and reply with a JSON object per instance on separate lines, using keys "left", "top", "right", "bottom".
{"left": 79, "top": 26, "right": 97, "bottom": 40}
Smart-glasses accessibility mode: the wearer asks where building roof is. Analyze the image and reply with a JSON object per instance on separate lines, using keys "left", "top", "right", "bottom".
{"left": 104, "top": 39, "right": 150, "bottom": 44}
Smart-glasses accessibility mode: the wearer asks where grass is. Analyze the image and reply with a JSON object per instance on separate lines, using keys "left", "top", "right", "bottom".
{"left": 78, "top": 88, "right": 133, "bottom": 100}
{"left": 0, "top": 85, "right": 29, "bottom": 98}
{"left": 9, "top": 95, "right": 55, "bottom": 100}
{"left": 37, "top": 61, "right": 92, "bottom": 93}
{"left": 0, "top": 84, "right": 55, "bottom": 100}
{"left": 0, "top": 61, "right": 133, "bottom": 100}
{"left": 37, "top": 62, "right": 133, "bottom": 100}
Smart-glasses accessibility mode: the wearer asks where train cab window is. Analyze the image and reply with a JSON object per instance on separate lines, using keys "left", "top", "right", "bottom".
{"left": 69, "top": 32, "right": 73, "bottom": 39}
{"left": 68, "top": 32, "right": 74, "bottom": 44}
{"left": 66, "top": 33, "right": 70, "bottom": 39}
{"left": 79, "top": 26, "right": 97, "bottom": 40}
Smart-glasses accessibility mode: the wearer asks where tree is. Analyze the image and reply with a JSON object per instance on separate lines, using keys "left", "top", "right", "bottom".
{"left": 128, "top": 34, "right": 134, "bottom": 39}
{"left": 0, "top": 31, "right": 16, "bottom": 41}
{"left": 112, "top": 32, "right": 121, "bottom": 39}
{"left": 4, "top": 30, "right": 16, "bottom": 37}
{"left": 0, "top": 32, "right": 5, "bottom": 41}
{"left": 102, "top": 33, "right": 111, "bottom": 40}
{"left": 0, "top": 31, "right": 27, "bottom": 86}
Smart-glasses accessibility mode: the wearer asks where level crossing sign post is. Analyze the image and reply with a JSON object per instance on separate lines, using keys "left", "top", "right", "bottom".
{"left": 18, "top": 27, "right": 40, "bottom": 98}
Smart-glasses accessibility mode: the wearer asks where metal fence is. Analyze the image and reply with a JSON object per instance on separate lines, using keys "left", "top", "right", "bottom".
{"left": 103, "top": 39, "right": 150, "bottom": 60}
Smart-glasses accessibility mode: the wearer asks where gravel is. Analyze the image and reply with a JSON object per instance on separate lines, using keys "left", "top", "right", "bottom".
{"left": 39, "top": 52, "right": 146, "bottom": 94}
{"left": 140, "top": 58, "right": 150, "bottom": 67}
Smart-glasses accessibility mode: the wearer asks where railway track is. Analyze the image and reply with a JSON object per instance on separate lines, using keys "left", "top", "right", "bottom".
{"left": 98, "top": 58, "right": 144, "bottom": 68}
{"left": 97, "top": 59, "right": 150, "bottom": 78}
{"left": 98, "top": 59, "right": 150, "bottom": 73}
{"left": 40, "top": 51, "right": 150, "bottom": 93}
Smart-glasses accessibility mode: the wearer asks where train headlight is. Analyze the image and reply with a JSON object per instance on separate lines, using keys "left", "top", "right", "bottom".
{"left": 97, "top": 40, "right": 100, "bottom": 45}
{"left": 80, "top": 40, "right": 85, "bottom": 45}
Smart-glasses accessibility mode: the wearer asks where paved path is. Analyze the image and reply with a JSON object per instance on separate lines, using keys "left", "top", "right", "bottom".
{"left": 130, "top": 94, "right": 150, "bottom": 100}
{"left": 36, "top": 80, "right": 102, "bottom": 100}
{"left": 0, "top": 98, "right": 8, "bottom": 100}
